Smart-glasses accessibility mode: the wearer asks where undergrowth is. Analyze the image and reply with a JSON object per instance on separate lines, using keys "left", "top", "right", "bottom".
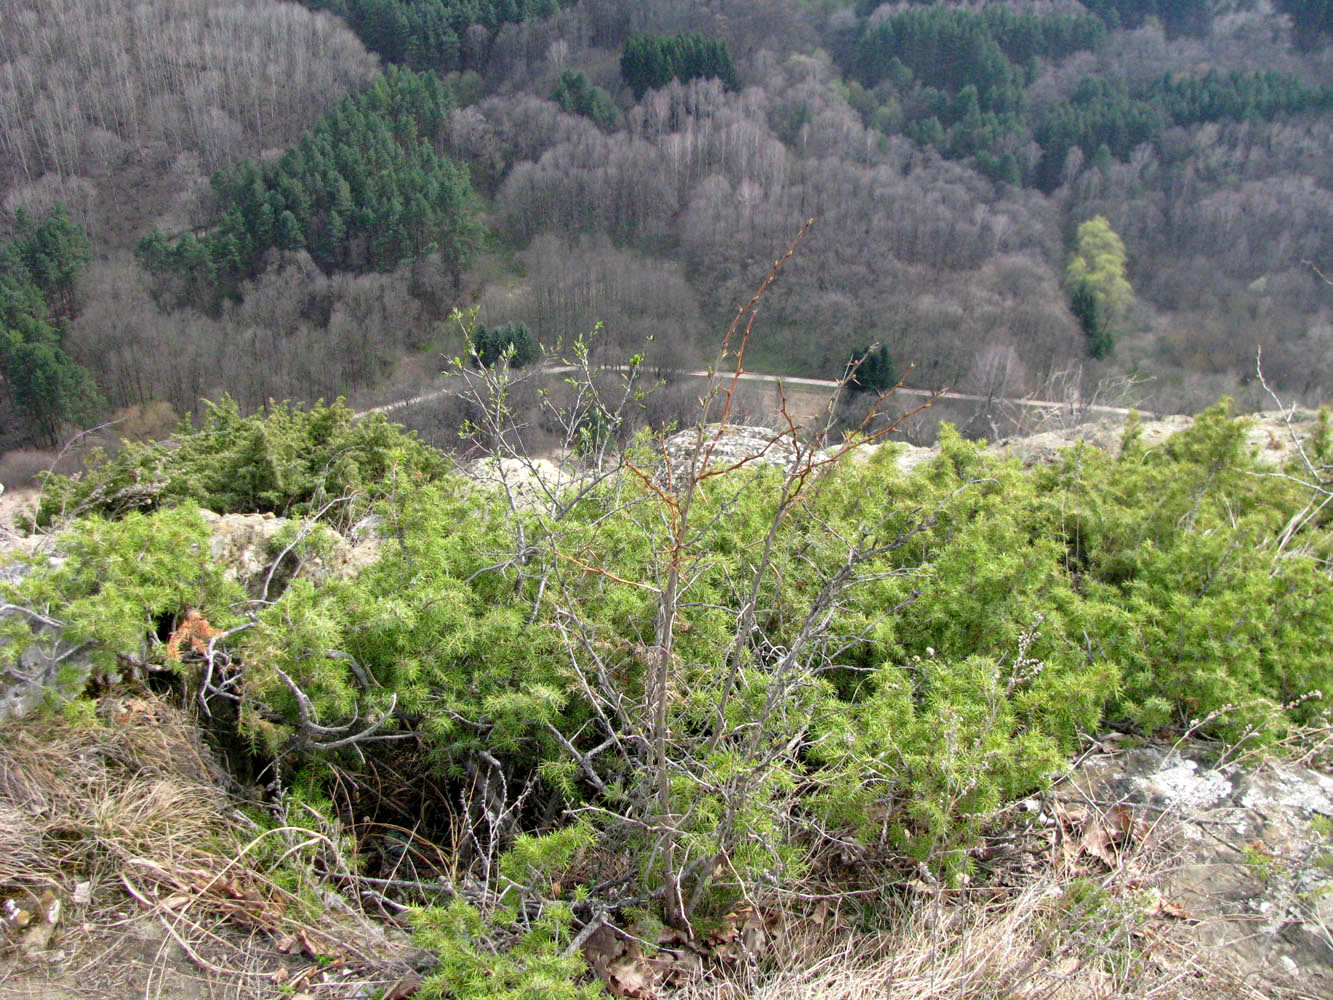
{"left": 3, "top": 374, "right": 1331, "bottom": 996}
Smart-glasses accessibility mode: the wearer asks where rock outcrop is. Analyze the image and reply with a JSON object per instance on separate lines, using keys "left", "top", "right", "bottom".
{"left": 199, "top": 509, "right": 380, "bottom": 595}
{"left": 661, "top": 423, "right": 830, "bottom": 480}
{"left": 1049, "top": 743, "right": 1333, "bottom": 994}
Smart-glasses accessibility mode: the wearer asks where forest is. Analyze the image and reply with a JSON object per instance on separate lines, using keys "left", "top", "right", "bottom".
{"left": 0, "top": 0, "right": 1329, "bottom": 452}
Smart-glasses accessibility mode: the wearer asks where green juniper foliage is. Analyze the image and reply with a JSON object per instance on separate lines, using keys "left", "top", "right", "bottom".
{"left": 411, "top": 897, "right": 600, "bottom": 1000}
{"left": 0, "top": 505, "right": 245, "bottom": 695}
{"left": 32, "top": 395, "right": 447, "bottom": 527}
{"left": 9, "top": 397, "right": 1333, "bottom": 987}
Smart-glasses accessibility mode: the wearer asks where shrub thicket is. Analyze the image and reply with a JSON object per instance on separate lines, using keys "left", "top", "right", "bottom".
{"left": 6, "top": 391, "right": 1331, "bottom": 992}
{"left": 31, "top": 395, "right": 447, "bottom": 526}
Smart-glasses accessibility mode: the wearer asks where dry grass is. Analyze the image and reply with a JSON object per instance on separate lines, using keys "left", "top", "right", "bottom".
{"left": 0, "top": 694, "right": 425, "bottom": 999}
{"left": 0, "top": 450, "right": 57, "bottom": 491}
{"left": 2, "top": 693, "right": 1327, "bottom": 999}
{"left": 645, "top": 783, "right": 1316, "bottom": 1000}
{"left": 0, "top": 696, "right": 224, "bottom": 898}
{"left": 672, "top": 875, "right": 1277, "bottom": 1000}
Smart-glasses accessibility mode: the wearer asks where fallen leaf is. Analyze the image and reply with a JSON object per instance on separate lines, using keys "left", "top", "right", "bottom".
{"left": 36, "top": 891, "right": 60, "bottom": 926}
{"left": 1057, "top": 834, "right": 1083, "bottom": 869}
{"left": 1106, "top": 804, "right": 1136, "bottom": 843}
{"left": 1079, "top": 820, "right": 1118, "bottom": 867}
{"left": 1054, "top": 803, "right": 1087, "bottom": 829}
{"left": 1158, "top": 900, "right": 1192, "bottom": 921}
{"left": 583, "top": 922, "right": 628, "bottom": 979}
{"left": 607, "top": 955, "right": 656, "bottom": 998}
{"left": 645, "top": 941, "right": 703, "bottom": 985}
{"left": 380, "top": 972, "right": 423, "bottom": 999}
{"left": 810, "top": 900, "right": 829, "bottom": 927}
{"left": 1054, "top": 955, "right": 1081, "bottom": 977}
{"left": 295, "top": 929, "right": 319, "bottom": 956}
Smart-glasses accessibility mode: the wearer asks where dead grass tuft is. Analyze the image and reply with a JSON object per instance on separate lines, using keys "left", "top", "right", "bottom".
{"left": 0, "top": 696, "right": 224, "bottom": 899}
{"left": 0, "top": 694, "right": 426, "bottom": 999}
{"left": 646, "top": 804, "right": 1306, "bottom": 1000}
{"left": 671, "top": 871, "right": 1279, "bottom": 1000}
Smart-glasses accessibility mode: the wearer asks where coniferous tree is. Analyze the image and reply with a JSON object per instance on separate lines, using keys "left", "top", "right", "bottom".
{"left": 846, "top": 343, "right": 896, "bottom": 394}
{"left": 299, "top": 0, "right": 565, "bottom": 72}
{"left": 139, "top": 67, "right": 483, "bottom": 308}
{"left": 472, "top": 321, "right": 537, "bottom": 369}
{"left": 551, "top": 71, "right": 620, "bottom": 130}
{"left": 1277, "top": 0, "right": 1333, "bottom": 45}
{"left": 0, "top": 208, "right": 102, "bottom": 444}
{"left": 1080, "top": 0, "right": 1211, "bottom": 36}
{"left": 10, "top": 206, "right": 90, "bottom": 320}
{"left": 621, "top": 33, "right": 739, "bottom": 100}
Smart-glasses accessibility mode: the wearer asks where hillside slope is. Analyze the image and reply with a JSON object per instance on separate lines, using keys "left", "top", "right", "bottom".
{"left": 2, "top": 390, "right": 1331, "bottom": 996}
{"left": 2, "top": 0, "right": 1331, "bottom": 452}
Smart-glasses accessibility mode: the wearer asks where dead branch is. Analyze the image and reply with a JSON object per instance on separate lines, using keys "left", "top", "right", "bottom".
{"left": 274, "top": 666, "right": 399, "bottom": 751}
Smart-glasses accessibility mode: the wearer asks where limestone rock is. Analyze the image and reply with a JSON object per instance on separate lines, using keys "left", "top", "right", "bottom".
{"left": 661, "top": 424, "right": 830, "bottom": 480}
{"left": 198, "top": 509, "right": 380, "bottom": 595}
{"left": 465, "top": 456, "right": 570, "bottom": 510}
{"left": 1059, "top": 745, "right": 1333, "bottom": 995}
{"left": 989, "top": 410, "right": 1326, "bottom": 468}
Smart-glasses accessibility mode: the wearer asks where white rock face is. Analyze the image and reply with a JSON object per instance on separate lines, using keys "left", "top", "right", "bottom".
{"left": 198, "top": 509, "right": 381, "bottom": 594}
{"left": 661, "top": 424, "right": 830, "bottom": 480}
{"left": 465, "top": 456, "right": 571, "bottom": 510}
{"left": 1062, "top": 745, "right": 1333, "bottom": 994}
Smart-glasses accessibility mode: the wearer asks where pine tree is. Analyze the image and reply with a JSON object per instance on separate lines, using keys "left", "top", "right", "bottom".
{"left": 846, "top": 343, "right": 896, "bottom": 393}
